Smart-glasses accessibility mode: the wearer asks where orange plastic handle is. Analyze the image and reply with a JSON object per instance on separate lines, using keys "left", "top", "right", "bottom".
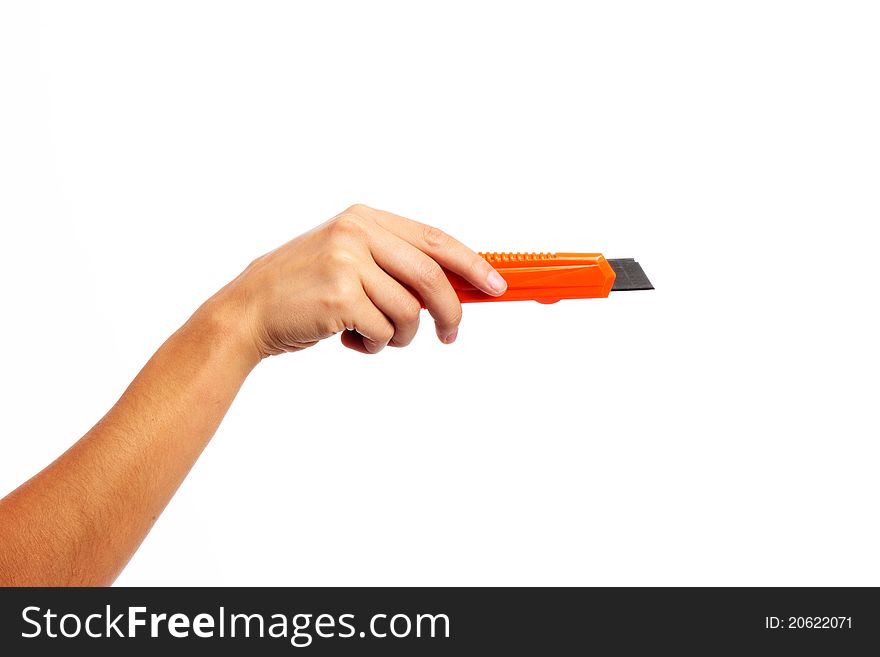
{"left": 446, "top": 252, "right": 616, "bottom": 304}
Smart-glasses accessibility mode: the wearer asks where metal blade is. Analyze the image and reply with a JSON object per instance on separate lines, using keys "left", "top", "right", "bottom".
{"left": 608, "top": 258, "right": 654, "bottom": 291}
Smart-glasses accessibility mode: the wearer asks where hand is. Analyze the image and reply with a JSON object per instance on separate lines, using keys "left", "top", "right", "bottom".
{"left": 218, "top": 205, "right": 508, "bottom": 358}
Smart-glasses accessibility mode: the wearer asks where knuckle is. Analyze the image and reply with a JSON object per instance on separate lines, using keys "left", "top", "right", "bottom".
{"left": 327, "top": 212, "right": 369, "bottom": 240}
{"left": 421, "top": 223, "right": 448, "bottom": 248}
{"left": 323, "top": 276, "right": 360, "bottom": 313}
{"left": 390, "top": 335, "right": 412, "bottom": 348}
{"left": 417, "top": 260, "right": 445, "bottom": 291}
{"left": 344, "top": 203, "right": 372, "bottom": 217}
{"left": 321, "top": 247, "right": 358, "bottom": 270}
{"left": 471, "top": 257, "right": 492, "bottom": 279}
{"left": 402, "top": 298, "right": 422, "bottom": 322}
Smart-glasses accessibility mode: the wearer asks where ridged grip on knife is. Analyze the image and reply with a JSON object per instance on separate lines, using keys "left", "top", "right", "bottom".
{"left": 445, "top": 253, "right": 617, "bottom": 304}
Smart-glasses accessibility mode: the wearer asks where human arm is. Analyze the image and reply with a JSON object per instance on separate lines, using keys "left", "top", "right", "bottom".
{"left": 0, "top": 205, "right": 507, "bottom": 585}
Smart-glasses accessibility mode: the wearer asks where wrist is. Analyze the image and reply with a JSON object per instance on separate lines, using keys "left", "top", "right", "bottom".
{"left": 192, "top": 290, "right": 264, "bottom": 373}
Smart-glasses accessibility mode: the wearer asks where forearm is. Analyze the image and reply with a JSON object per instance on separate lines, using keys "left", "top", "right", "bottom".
{"left": 0, "top": 294, "right": 259, "bottom": 586}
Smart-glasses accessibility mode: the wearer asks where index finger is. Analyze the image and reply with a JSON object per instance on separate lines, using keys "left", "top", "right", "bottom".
{"left": 360, "top": 206, "right": 508, "bottom": 296}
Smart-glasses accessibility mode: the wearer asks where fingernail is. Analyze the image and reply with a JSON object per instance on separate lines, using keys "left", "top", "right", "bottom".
{"left": 442, "top": 327, "right": 458, "bottom": 344}
{"left": 487, "top": 270, "right": 507, "bottom": 294}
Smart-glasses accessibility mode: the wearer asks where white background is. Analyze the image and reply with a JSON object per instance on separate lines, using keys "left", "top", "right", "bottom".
{"left": 1, "top": 1, "right": 878, "bottom": 586}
